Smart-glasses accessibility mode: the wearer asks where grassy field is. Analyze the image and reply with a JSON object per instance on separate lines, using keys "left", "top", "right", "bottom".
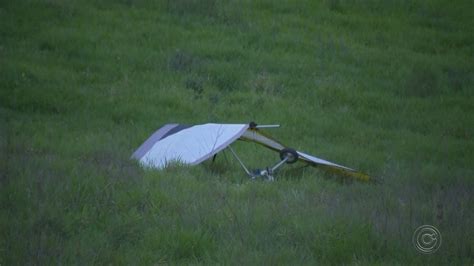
{"left": 1, "top": 0, "right": 473, "bottom": 264}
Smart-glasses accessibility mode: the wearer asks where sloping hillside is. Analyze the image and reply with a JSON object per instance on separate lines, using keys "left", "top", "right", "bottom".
{"left": 1, "top": 0, "right": 473, "bottom": 264}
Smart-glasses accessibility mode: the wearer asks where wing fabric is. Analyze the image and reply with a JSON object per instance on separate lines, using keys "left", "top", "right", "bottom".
{"left": 239, "top": 129, "right": 285, "bottom": 151}
{"left": 132, "top": 123, "right": 249, "bottom": 169}
{"left": 297, "top": 151, "right": 370, "bottom": 181}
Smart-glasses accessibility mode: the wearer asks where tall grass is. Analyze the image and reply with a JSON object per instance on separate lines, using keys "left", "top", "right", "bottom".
{"left": 1, "top": 0, "right": 473, "bottom": 264}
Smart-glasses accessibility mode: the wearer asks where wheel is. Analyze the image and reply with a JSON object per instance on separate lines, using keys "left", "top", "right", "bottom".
{"left": 279, "top": 148, "right": 299, "bottom": 164}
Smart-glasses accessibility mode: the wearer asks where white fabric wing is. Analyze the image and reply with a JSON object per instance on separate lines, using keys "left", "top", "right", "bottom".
{"left": 140, "top": 123, "right": 248, "bottom": 169}
{"left": 297, "top": 151, "right": 354, "bottom": 171}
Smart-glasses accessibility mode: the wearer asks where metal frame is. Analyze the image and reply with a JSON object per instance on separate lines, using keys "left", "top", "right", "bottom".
{"left": 254, "top": 124, "right": 280, "bottom": 129}
{"left": 227, "top": 145, "right": 290, "bottom": 181}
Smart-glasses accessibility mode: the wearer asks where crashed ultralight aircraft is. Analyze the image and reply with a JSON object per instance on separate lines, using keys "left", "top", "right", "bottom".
{"left": 131, "top": 122, "right": 370, "bottom": 181}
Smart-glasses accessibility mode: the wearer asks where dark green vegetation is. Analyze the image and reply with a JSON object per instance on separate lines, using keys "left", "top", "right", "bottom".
{"left": 1, "top": 0, "right": 473, "bottom": 264}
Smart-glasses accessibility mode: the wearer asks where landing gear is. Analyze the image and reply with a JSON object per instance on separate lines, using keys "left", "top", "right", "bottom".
{"left": 228, "top": 145, "right": 299, "bottom": 181}
{"left": 279, "top": 148, "right": 299, "bottom": 164}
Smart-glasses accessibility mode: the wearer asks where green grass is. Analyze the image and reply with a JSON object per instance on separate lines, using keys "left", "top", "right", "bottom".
{"left": 1, "top": 0, "right": 473, "bottom": 264}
